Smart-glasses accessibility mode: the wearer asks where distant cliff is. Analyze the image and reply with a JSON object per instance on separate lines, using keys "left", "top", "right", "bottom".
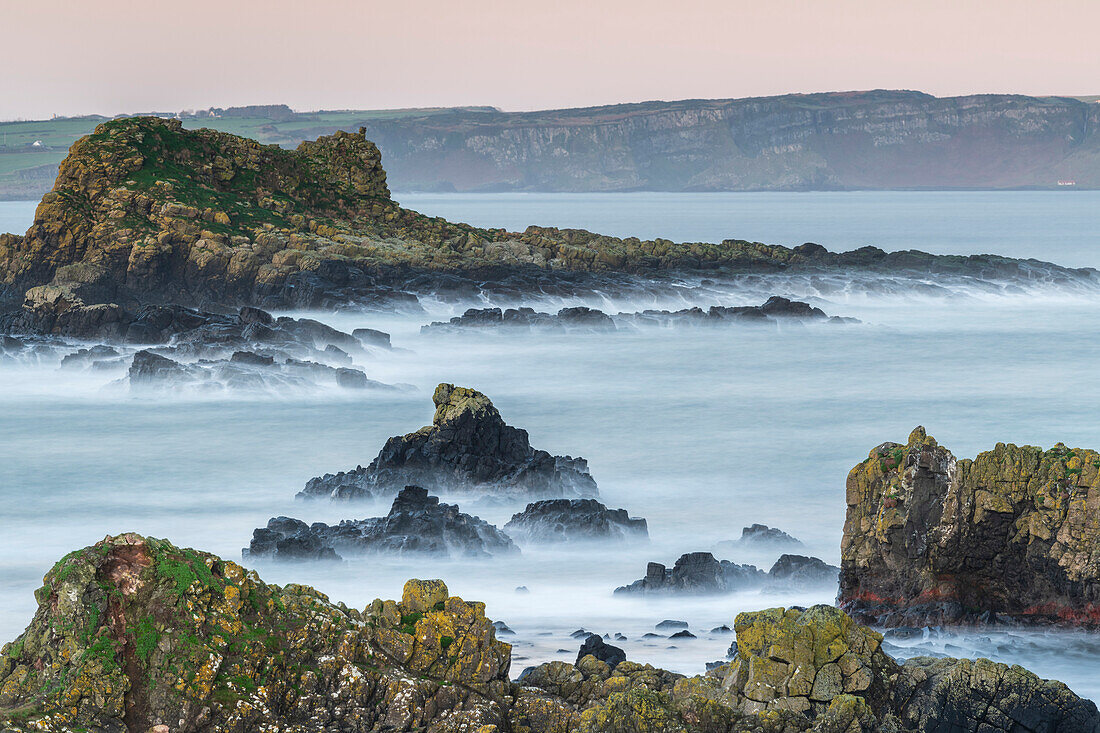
{"left": 3, "top": 91, "right": 1098, "bottom": 198}
{"left": 350, "top": 91, "right": 1100, "bottom": 192}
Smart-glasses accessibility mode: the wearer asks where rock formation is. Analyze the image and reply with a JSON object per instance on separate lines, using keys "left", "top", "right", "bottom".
{"left": 3, "top": 534, "right": 1096, "bottom": 732}
{"left": 422, "top": 297, "right": 856, "bottom": 334}
{"left": 615, "top": 552, "right": 766, "bottom": 594}
{"left": 616, "top": 551, "right": 838, "bottom": 595}
{"left": 503, "top": 498, "right": 648, "bottom": 544}
{"left": 298, "top": 383, "right": 599, "bottom": 500}
{"left": 735, "top": 523, "right": 805, "bottom": 548}
{"left": 247, "top": 486, "right": 519, "bottom": 560}
{"left": 2, "top": 116, "right": 1095, "bottom": 322}
{"left": 840, "top": 427, "right": 1100, "bottom": 627}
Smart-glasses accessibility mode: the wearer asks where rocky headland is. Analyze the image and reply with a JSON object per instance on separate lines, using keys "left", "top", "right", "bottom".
{"left": 840, "top": 427, "right": 1100, "bottom": 628}
{"left": 1, "top": 116, "right": 1096, "bottom": 330}
{"left": 1, "top": 533, "right": 1096, "bottom": 732}
{"left": 298, "top": 383, "right": 598, "bottom": 500}
{"left": 247, "top": 485, "right": 519, "bottom": 560}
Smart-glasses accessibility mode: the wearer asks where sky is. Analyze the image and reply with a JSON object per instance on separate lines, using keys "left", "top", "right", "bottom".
{"left": 2, "top": 0, "right": 1098, "bottom": 120}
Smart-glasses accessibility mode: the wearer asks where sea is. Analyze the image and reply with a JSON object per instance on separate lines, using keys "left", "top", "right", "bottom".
{"left": 2, "top": 190, "right": 1100, "bottom": 698}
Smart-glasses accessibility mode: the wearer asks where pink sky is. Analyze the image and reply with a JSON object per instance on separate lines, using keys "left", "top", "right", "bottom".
{"left": 3, "top": 0, "right": 1098, "bottom": 120}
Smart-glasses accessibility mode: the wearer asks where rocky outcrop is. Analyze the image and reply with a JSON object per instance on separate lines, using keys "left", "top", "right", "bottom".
{"left": 246, "top": 486, "right": 519, "bottom": 560}
{"left": 731, "top": 523, "right": 805, "bottom": 548}
{"left": 423, "top": 298, "right": 856, "bottom": 334}
{"left": 1, "top": 535, "right": 1096, "bottom": 732}
{"left": 298, "top": 383, "right": 599, "bottom": 500}
{"left": 503, "top": 498, "right": 647, "bottom": 544}
{"left": 767, "top": 554, "right": 840, "bottom": 590}
{"left": 3, "top": 115, "right": 1096, "bottom": 320}
{"left": 616, "top": 551, "right": 838, "bottom": 595}
{"left": 840, "top": 427, "right": 1100, "bottom": 627}
{"left": 615, "top": 552, "right": 766, "bottom": 594}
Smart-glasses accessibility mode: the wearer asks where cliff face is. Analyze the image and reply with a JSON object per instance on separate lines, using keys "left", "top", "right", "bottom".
{"left": 840, "top": 427, "right": 1100, "bottom": 627}
{"left": 2, "top": 534, "right": 1096, "bottom": 732}
{"left": 350, "top": 91, "right": 1100, "bottom": 191}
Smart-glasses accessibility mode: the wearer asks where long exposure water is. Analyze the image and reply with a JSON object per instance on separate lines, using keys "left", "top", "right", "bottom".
{"left": 3, "top": 192, "right": 1100, "bottom": 697}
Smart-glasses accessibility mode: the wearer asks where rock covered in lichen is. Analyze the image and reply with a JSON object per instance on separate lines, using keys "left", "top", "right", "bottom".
{"left": 840, "top": 426, "right": 1100, "bottom": 627}
{"left": 298, "top": 383, "right": 599, "bottom": 500}
{"left": 1, "top": 537, "right": 1096, "bottom": 732}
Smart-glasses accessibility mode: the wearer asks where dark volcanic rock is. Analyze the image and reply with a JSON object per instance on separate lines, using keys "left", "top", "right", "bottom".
{"left": 840, "top": 427, "right": 1100, "bottom": 628}
{"left": 247, "top": 486, "right": 518, "bottom": 560}
{"left": 423, "top": 298, "right": 856, "bottom": 334}
{"left": 738, "top": 523, "right": 804, "bottom": 547}
{"left": 576, "top": 634, "right": 626, "bottom": 669}
{"left": 502, "top": 498, "right": 647, "bottom": 544}
{"left": 616, "top": 551, "right": 839, "bottom": 595}
{"left": 298, "top": 383, "right": 599, "bottom": 500}
{"left": 767, "top": 554, "right": 840, "bottom": 590}
{"left": 247, "top": 517, "right": 343, "bottom": 561}
{"left": 614, "top": 552, "right": 765, "bottom": 595}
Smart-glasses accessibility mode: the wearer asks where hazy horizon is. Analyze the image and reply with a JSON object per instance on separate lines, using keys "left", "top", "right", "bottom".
{"left": 4, "top": 0, "right": 1099, "bottom": 121}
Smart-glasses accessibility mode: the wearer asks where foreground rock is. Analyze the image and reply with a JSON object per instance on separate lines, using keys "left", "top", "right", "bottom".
{"left": 3, "top": 534, "right": 1096, "bottom": 732}
{"left": 423, "top": 297, "right": 856, "bottom": 334}
{"left": 840, "top": 427, "right": 1100, "bottom": 628}
{"left": 247, "top": 486, "right": 518, "bottom": 560}
{"left": 615, "top": 551, "right": 838, "bottom": 595}
{"left": 503, "top": 498, "right": 648, "bottom": 544}
{"left": 298, "top": 383, "right": 598, "bottom": 500}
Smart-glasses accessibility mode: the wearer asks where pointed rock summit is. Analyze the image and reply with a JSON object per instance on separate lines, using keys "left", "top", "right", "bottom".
{"left": 298, "top": 383, "right": 598, "bottom": 500}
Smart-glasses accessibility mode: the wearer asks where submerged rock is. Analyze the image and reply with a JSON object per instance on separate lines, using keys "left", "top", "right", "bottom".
{"left": 503, "top": 498, "right": 648, "bottom": 544}
{"left": 298, "top": 383, "right": 599, "bottom": 500}
{"left": 1, "top": 535, "right": 1094, "bottom": 732}
{"left": 247, "top": 486, "right": 519, "bottom": 559}
{"left": 840, "top": 427, "right": 1100, "bottom": 627}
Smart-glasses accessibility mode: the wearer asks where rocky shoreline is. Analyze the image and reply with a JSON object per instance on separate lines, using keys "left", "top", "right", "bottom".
{"left": 2, "top": 533, "right": 1097, "bottom": 732}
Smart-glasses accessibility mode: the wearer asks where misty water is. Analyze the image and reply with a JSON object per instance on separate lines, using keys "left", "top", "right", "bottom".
{"left": 3, "top": 192, "right": 1100, "bottom": 699}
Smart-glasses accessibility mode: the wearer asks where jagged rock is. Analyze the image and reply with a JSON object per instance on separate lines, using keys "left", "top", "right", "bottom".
{"left": 298, "top": 383, "right": 599, "bottom": 500}
{"left": 246, "top": 517, "right": 343, "bottom": 561}
{"left": 840, "top": 427, "right": 1100, "bottom": 627}
{"left": 577, "top": 634, "right": 626, "bottom": 669}
{"left": 767, "top": 554, "right": 840, "bottom": 590}
{"left": 614, "top": 552, "right": 766, "bottom": 594}
{"left": 502, "top": 498, "right": 647, "bottom": 543}
{"left": 246, "top": 486, "right": 519, "bottom": 559}
{"left": 0, "top": 535, "right": 516, "bottom": 732}
{"left": 616, "top": 551, "right": 838, "bottom": 595}
{"left": 425, "top": 299, "right": 857, "bottom": 334}
{"left": 735, "top": 523, "right": 805, "bottom": 547}
{"left": 352, "top": 327, "right": 391, "bottom": 349}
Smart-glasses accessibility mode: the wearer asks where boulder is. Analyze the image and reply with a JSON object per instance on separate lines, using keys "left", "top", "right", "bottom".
{"left": 246, "top": 485, "right": 519, "bottom": 559}
{"left": 577, "top": 634, "right": 626, "bottom": 669}
{"left": 503, "top": 498, "right": 648, "bottom": 543}
{"left": 840, "top": 427, "right": 1100, "bottom": 627}
{"left": 297, "top": 383, "right": 599, "bottom": 500}
{"left": 767, "top": 554, "right": 840, "bottom": 589}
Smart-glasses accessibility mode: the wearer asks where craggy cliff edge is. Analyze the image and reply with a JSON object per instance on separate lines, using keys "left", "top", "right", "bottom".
{"left": 840, "top": 428, "right": 1100, "bottom": 628}
{"left": 2, "top": 534, "right": 1097, "bottom": 732}
{"left": 1, "top": 117, "right": 1095, "bottom": 328}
